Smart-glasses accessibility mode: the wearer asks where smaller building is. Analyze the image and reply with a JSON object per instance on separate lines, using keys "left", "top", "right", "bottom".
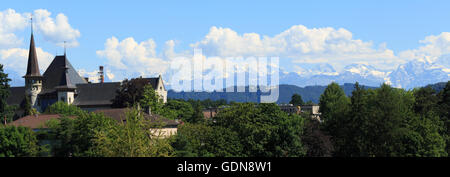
{"left": 278, "top": 104, "right": 301, "bottom": 115}
{"left": 300, "top": 105, "right": 320, "bottom": 114}
{"left": 278, "top": 104, "right": 322, "bottom": 121}
{"left": 203, "top": 108, "right": 219, "bottom": 119}
{"left": 299, "top": 105, "right": 321, "bottom": 121}
{"left": 202, "top": 106, "right": 230, "bottom": 119}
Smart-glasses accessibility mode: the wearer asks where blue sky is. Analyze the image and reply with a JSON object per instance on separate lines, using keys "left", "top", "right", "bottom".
{"left": 1, "top": 0, "right": 450, "bottom": 86}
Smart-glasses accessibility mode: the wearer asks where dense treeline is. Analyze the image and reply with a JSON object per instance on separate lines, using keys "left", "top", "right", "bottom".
{"left": 0, "top": 67, "right": 449, "bottom": 156}
{"left": 320, "top": 82, "right": 448, "bottom": 157}
{"left": 168, "top": 83, "right": 379, "bottom": 104}
{"left": 173, "top": 103, "right": 306, "bottom": 157}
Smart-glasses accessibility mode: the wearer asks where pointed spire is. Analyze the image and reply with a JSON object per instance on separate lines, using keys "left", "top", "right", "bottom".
{"left": 64, "top": 41, "right": 66, "bottom": 56}
{"left": 24, "top": 17, "right": 41, "bottom": 77}
{"left": 30, "top": 16, "right": 33, "bottom": 34}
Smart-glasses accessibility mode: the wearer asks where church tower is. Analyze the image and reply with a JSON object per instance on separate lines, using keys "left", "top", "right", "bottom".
{"left": 23, "top": 18, "right": 43, "bottom": 110}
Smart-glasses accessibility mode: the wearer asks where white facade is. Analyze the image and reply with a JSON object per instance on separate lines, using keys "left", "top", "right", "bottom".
{"left": 155, "top": 75, "right": 168, "bottom": 103}
{"left": 57, "top": 91, "right": 75, "bottom": 104}
{"left": 25, "top": 78, "right": 42, "bottom": 111}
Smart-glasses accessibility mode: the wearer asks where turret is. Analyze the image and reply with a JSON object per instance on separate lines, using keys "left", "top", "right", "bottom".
{"left": 23, "top": 19, "right": 43, "bottom": 110}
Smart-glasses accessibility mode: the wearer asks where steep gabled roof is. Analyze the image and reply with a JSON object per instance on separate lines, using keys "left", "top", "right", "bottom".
{"left": 42, "top": 55, "right": 87, "bottom": 91}
{"left": 142, "top": 75, "right": 165, "bottom": 90}
{"left": 24, "top": 33, "right": 41, "bottom": 77}
{"left": 72, "top": 82, "right": 121, "bottom": 106}
{"left": 144, "top": 77, "right": 159, "bottom": 89}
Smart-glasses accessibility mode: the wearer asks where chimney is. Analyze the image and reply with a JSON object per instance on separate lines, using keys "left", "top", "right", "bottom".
{"left": 98, "top": 66, "right": 104, "bottom": 83}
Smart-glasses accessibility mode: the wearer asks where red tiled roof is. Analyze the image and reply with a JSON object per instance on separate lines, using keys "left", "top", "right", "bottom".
{"left": 8, "top": 114, "right": 74, "bottom": 129}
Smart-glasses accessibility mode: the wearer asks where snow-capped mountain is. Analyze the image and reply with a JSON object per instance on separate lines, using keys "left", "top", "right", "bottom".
{"left": 281, "top": 58, "right": 449, "bottom": 89}
{"left": 280, "top": 63, "right": 389, "bottom": 87}
{"left": 294, "top": 63, "right": 338, "bottom": 77}
{"left": 388, "top": 60, "right": 449, "bottom": 89}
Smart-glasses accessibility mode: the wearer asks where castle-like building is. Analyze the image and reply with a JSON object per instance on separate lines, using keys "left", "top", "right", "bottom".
{"left": 7, "top": 31, "right": 167, "bottom": 114}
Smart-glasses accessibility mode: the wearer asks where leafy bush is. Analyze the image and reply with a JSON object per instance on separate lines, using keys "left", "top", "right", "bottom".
{"left": 0, "top": 126, "right": 40, "bottom": 157}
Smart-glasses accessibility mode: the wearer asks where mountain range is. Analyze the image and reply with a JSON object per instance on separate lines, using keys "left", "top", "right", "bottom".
{"left": 280, "top": 55, "right": 449, "bottom": 89}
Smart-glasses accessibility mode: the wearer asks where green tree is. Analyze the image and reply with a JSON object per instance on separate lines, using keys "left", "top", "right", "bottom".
{"left": 346, "top": 82, "right": 369, "bottom": 156}
{"left": 437, "top": 81, "right": 450, "bottom": 154}
{"left": 289, "top": 94, "right": 304, "bottom": 106}
{"left": 172, "top": 123, "right": 243, "bottom": 157}
{"left": 0, "top": 126, "right": 40, "bottom": 157}
{"left": 112, "top": 78, "right": 151, "bottom": 108}
{"left": 47, "top": 112, "right": 115, "bottom": 156}
{"left": 213, "top": 103, "right": 306, "bottom": 157}
{"left": 163, "top": 99, "right": 194, "bottom": 121}
{"left": 92, "top": 109, "right": 174, "bottom": 157}
{"left": 318, "top": 82, "right": 351, "bottom": 156}
{"left": 326, "top": 83, "right": 447, "bottom": 157}
{"left": 413, "top": 86, "right": 439, "bottom": 115}
{"left": 366, "top": 84, "right": 415, "bottom": 156}
{"left": 301, "top": 119, "right": 334, "bottom": 157}
{"left": 185, "top": 100, "right": 204, "bottom": 123}
{"left": 319, "top": 82, "right": 350, "bottom": 124}
{"left": 139, "top": 84, "right": 164, "bottom": 113}
{"left": 0, "top": 64, "right": 13, "bottom": 123}
{"left": 45, "top": 101, "right": 85, "bottom": 116}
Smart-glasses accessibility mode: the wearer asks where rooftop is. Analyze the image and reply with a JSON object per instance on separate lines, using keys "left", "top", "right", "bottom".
{"left": 7, "top": 114, "right": 75, "bottom": 129}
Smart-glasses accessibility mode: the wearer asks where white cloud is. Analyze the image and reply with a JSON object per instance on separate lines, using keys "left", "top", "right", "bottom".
{"left": 191, "top": 25, "right": 400, "bottom": 71}
{"left": 399, "top": 32, "right": 450, "bottom": 63}
{"left": 96, "top": 37, "right": 169, "bottom": 81}
{"left": 0, "top": 9, "right": 28, "bottom": 47}
{"left": 0, "top": 47, "right": 53, "bottom": 75}
{"left": 191, "top": 25, "right": 404, "bottom": 69}
{"left": 33, "top": 9, "right": 81, "bottom": 47}
{"left": 0, "top": 8, "right": 81, "bottom": 48}
{"left": 77, "top": 69, "right": 100, "bottom": 83}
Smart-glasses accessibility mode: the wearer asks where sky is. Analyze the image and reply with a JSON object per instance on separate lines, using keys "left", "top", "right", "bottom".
{"left": 1, "top": 0, "right": 450, "bottom": 86}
